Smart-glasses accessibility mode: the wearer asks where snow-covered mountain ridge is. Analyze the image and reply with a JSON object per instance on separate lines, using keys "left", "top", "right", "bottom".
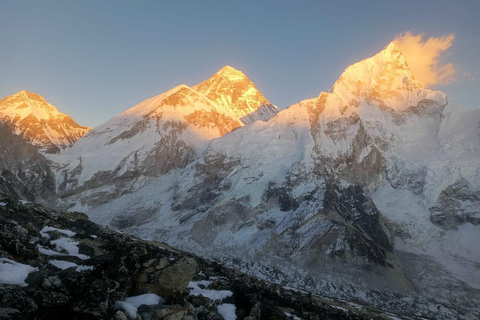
{"left": 2, "top": 44, "right": 479, "bottom": 319}
{"left": 0, "top": 90, "right": 91, "bottom": 153}
{"left": 60, "top": 43, "right": 479, "bottom": 319}
{"left": 45, "top": 66, "right": 278, "bottom": 207}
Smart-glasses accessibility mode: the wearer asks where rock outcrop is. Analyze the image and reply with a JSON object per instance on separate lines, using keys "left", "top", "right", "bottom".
{"left": 0, "top": 123, "right": 56, "bottom": 205}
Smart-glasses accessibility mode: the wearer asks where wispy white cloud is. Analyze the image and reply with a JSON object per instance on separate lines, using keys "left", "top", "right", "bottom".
{"left": 393, "top": 31, "right": 455, "bottom": 87}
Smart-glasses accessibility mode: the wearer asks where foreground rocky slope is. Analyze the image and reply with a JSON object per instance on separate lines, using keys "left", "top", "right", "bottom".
{"left": 0, "top": 195, "right": 402, "bottom": 320}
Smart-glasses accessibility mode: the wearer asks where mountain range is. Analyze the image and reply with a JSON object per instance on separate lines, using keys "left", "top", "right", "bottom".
{"left": 1, "top": 43, "right": 479, "bottom": 319}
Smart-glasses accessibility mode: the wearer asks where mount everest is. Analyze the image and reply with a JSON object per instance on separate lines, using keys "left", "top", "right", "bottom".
{"left": 1, "top": 43, "right": 479, "bottom": 319}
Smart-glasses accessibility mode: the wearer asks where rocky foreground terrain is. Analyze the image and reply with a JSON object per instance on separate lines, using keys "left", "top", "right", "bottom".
{"left": 0, "top": 195, "right": 405, "bottom": 320}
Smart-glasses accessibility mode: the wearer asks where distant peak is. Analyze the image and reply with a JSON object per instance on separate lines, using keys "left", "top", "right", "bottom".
{"left": 218, "top": 65, "right": 242, "bottom": 73}
{"left": 384, "top": 42, "right": 398, "bottom": 52}
{"left": 378, "top": 42, "right": 406, "bottom": 62}
{"left": 215, "top": 65, "right": 247, "bottom": 80}
{"left": 11, "top": 90, "right": 30, "bottom": 98}
{"left": 11, "top": 90, "right": 48, "bottom": 104}
{"left": 326, "top": 42, "right": 424, "bottom": 111}
{"left": 192, "top": 65, "right": 272, "bottom": 120}
{"left": 332, "top": 42, "right": 415, "bottom": 87}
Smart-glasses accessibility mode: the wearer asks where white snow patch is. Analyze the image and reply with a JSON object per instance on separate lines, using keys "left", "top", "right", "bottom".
{"left": 0, "top": 258, "right": 38, "bottom": 286}
{"left": 40, "top": 226, "right": 76, "bottom": 239}
{"left": 217, "top": 303, "right": 236, "bottom": 320}
{"left": 76, "top": 265, "right": 94, "bottom": 272}
{"left": 114, "top": 293, "right": 163, "bottom": 320}
{"left": 0, "top": 202, "right": 6, "bottom": 206}
{"left": 49, "top": 259, "right": 78, "bottom": 270}
{"left": 38, "top": 245, "right": 65, "bottom": 256}
{"left": 187, "top": 281, "right": 233, "bottom": 301}
{"left": 284, "top": 312, "right": 301, "bottom": 320}
{"left": 48, "top": 259, "right": 93, "bottom": 272}
{"left": 331, "top": 305, "right": 349, "bottom": 312}
{"left": 51, "top": 237, "right": 90, "bottom": 260}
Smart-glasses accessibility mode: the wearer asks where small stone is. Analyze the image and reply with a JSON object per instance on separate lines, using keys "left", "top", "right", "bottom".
{"left": 157, "top": 258, "right": 169, "bottom": 270}
{"left": 41, "top": 276, "right": 62, "bottom": 290}
{"left": 0, "top": 307, "right": 22, "bottom": 320}
{"left": 137, "top": 257, "right": 196, "bottom": 296}
{"left": 249, "top": 302, "right": 261, "bottom": 320}
{"left": 143, "top": 259, "right": 157, "bottom": 268}
{"left": 154, "top": 305, "right": 188, "bottom": 320}
{"left": 112, "top": 310, "right": 129, "bottom": 320}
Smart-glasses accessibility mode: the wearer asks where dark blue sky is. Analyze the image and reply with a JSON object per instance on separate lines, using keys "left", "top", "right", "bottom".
{"left": 1, "top": 0, "right": 479, "bottom": 126}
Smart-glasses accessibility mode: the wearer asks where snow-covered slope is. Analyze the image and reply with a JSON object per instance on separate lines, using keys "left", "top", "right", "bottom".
{"left": 48, "top": 67, "right": 278, "bottom": 208}
{"left": 69, "top": 43, "right": 480, "bottom": 319}
{"left": 0, "top": 90, "right": 91, "bottom": 153}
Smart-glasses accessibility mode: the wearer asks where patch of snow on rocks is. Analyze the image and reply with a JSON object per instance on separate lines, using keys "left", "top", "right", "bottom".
{"left": 217, "top": 303, "right": 237, "bottom": 320}
{"left": 187, "top": 281, "right": 233, "bottom": 301}
{"left": 40, "top": 226, "right": 76, "bottom": 239}
{"left": 114, "top": 293, "right": 163, "bottom": 320}
{"left": 0, "top": 258, "right": 38, "bottom": 286}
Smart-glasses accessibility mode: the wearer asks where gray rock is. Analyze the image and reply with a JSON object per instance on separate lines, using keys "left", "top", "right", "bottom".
{"left": 136, "top": 257, "right": 197, "bottom": 296}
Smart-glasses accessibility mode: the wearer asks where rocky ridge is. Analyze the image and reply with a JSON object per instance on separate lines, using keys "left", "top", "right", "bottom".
{"left": 0, "top": 194, "right": 401, "bottom": 320}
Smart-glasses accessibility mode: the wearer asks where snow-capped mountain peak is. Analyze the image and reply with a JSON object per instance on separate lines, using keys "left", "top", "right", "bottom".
{"left": 215, "top": 65, "right": 249, "bottom": 81}
{"left": 0, "top": 89, "right": 64, "bottom": 121}
{"left": 0, "top": 90, "right": 91, "bottom": 153}
{"left": 324, "top": 42, "right": 445, "bottom": 114}
{"left": 193, "top": 66, "right": 278, "bottom": 123}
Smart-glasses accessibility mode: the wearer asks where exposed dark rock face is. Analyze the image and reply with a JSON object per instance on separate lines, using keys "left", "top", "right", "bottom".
{"left": 0, "top": 195, "right": 396, "bottom": 320}
{"left": 429, "top": 178, "right": 480, "bottom": 229}
{"left": 0, "top": 123, "right": 56, "bottom": 205}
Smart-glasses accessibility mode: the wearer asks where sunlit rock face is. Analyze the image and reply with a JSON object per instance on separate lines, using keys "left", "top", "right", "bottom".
{"left": 193, "top": 66, "right": 278, "bottom": 124}
{"left": 328, "top": 43, "right": 444, "bottom": 112}
{"left": 47, "top": 67, "right": 278, "bottom": 208}
{"left": 0, "top": 90, "right": 91, "bottom": 153}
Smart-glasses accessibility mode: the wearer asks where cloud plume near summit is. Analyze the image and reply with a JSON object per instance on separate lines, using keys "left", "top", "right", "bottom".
{"left": 393, "top": 31, "right": 455, "bottom": 87}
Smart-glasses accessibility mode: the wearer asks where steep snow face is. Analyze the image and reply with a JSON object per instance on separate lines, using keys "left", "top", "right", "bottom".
{"left": 0, "top": 90, "right": 91, "bottom": 153}
{"left": 49, "top": 85, "right": 243, "bottom": 208}
{"left": 193, "top": 66, "right": 278, "bottom": 124}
